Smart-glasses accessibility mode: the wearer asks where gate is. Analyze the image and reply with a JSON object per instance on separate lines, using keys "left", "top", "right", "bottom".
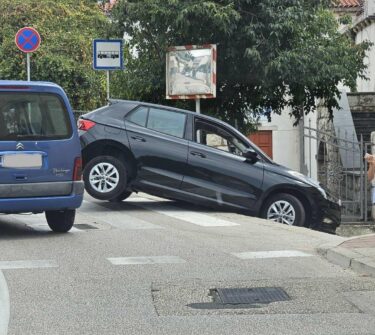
{"left": 303, "top": 120, "right": 371, "bottom": 222}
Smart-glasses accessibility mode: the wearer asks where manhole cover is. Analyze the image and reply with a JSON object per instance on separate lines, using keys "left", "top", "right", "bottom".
{"left": 214, "top": 287, "right": 290, "bottom": 305}
{"left": 75, "top": 224, "right": 98, "bottom": 230}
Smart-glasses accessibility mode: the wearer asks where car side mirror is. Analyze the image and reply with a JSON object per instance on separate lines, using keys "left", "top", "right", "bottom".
{"left": 243, "top": 149, "right": 259, "bottom": 163}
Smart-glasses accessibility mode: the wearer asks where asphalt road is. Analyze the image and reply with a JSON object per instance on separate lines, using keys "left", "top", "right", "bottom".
{"left": 1, "top": 193, "right": 375, "bottom": 335}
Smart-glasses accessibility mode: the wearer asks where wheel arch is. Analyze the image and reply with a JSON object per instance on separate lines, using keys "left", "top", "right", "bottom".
{"left": 259, "top": 186, "right": 312, "bottom": 227}
{"left": 82, "top": 140, "right": 137, "bottom": 180}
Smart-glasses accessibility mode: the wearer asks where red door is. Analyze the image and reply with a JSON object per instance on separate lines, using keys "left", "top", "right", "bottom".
{"left": 249, "top": 130, "right": 273, "bottom": 159}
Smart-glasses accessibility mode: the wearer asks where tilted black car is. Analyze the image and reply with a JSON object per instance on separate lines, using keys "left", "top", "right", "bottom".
{"left": 78, "top": 100, "right": 340, "bottom": 233}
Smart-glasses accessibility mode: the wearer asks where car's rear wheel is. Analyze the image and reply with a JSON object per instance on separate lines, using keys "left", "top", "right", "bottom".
{"left": 45, "top": 209, "right": 75, "bottom": 233}
{"left": 261, "top": 193, "right": 306, "bottom": 227}
{"left": 83, "top": 155, "right": 127, "bottom": 200}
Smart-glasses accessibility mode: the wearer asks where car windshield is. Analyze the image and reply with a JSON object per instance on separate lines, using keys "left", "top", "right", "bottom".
{"left": 0, "top": 92, "right": 72, "bottom": 141}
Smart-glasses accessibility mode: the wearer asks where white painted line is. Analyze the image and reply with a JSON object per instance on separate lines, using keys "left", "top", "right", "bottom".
{"left": 107, "top": 256, "right": 186, "bottom": 265}
{"left": 129, "top": 196, "right": 239, "bottom": 227}
{"left": 232, "top": 250, "right": 313, "bottom": 260}
{"left": 81, "top": 200, "right": 162, "bottom": 230}
{"left": 0, "top": 260, "right": 58, "bottom": 270}
{"left": 0, "top": 271, "right": 9, "bottom": 335}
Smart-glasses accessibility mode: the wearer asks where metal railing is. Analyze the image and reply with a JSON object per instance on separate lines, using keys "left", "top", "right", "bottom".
{"left": 304, "top": 120, "right": 370, "bottom": 222}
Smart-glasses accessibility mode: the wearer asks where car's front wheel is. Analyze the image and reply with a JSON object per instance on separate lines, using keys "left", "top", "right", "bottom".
{"left": 83, "top": 155, "right": 128, "bottom": 200}
{"left": 45, "top": 209, "right": 75, "bottom": 233}
{"left": 261, "top": 193, "right": 306, "bottom": 227}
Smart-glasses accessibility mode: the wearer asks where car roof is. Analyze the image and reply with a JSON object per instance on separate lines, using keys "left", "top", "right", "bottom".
{"left": 0, "top": 80, "right": 62, "bottom": 89}
{"left": 108, "top": 99, "right": 232, "bottom": 127}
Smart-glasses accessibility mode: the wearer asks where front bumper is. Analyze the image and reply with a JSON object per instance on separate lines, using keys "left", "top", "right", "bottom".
{"left": 310, "top": 195, "right": 341, "bottom": 233}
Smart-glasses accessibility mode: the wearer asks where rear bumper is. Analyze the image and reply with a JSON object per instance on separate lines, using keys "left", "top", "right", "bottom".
{"left": 0, "top": 181, "right": 84, "bottom": 213}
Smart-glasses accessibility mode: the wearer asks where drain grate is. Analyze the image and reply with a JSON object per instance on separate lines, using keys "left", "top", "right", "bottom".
{"left": 214, "top": 287, "right": 290, "bottom": 305}
{"left": 75, "top": 224, "right": 98, "bottom": 230}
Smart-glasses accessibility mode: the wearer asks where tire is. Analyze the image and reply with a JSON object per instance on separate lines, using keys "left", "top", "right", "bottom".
{"left": 83, "top": 155, "right": 127, "bottom": 200}
{"left": 109, "top": 190, "right": 132, "bottom": 202}
{"left": 261, "top": 193, "right": 306, "bottom": 227}
{"left": 45, "top": 209, "right": 75, "bottom": 233}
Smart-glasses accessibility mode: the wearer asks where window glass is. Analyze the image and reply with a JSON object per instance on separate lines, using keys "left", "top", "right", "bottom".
{"left": 147, "top": 108, "right": 186, "bottom": 138}
{"left": 0, "top": 93, "right": 72, "bottom": 141}
{"left": 195, "top": 119, "right": 248, "bottom": 156}
{"left": 126, "top": 106, "right": 148, "bottom": 127}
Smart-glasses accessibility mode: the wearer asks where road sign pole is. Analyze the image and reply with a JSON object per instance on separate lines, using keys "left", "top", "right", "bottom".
{"left": 195, "top": 98, "right": 201, "bottom": 114}
{"left": 106, "top": 70, "right": 110, "bottom": 101}
{"left": 27, "top": 53, "right": 31, "bottom": 81}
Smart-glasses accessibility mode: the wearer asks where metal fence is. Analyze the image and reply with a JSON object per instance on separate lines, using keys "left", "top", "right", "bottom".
{"left": 303, "top": 121, "right": 371, "bottom": 223}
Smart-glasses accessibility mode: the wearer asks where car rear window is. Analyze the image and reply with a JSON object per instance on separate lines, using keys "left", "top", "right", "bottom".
{"left": 0, "top": 92, "right": 72, "bottom": 141}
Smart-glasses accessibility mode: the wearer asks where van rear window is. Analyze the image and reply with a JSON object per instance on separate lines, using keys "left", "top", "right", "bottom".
{"left": 0, "top": 92, "right": 72, "bottom": 141}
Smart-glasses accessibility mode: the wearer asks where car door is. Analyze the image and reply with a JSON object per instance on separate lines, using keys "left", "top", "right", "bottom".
{"left": 181, "top": 117, "right": 264, "bottom": 210}
{"left": 125, "top": 106, "right": 189, "bottom": 191}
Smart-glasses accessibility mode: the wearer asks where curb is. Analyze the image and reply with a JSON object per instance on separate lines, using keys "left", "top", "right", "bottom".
{"left": 317, "top": 242, "right": 375, "bottom": 277}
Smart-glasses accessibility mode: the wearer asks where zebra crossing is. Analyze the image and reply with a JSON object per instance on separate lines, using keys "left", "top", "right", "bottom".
{"left": 0, "top": 195, "right": 314, "bottom": 271}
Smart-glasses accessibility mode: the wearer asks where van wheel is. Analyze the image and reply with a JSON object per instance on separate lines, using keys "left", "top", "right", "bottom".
{"left": 109, "top": 191, "right": 132, "bottom": 202}
{"left": 261, "top": 193, "right": 306, "bottom": 227}
{"left": 46, "top": 210, "right": 75, "bottom": 233}
{"left": 83, "top": 155, "right": 127, "bottom": 200}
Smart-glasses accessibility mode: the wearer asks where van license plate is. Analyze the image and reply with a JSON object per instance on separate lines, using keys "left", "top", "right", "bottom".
{"left": 2, "top": 154, "right": 42, "bottom": 169}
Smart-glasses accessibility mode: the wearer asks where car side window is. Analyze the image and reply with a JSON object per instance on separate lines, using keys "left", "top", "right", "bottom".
{"left": 126, "top": 106, "right": 148, "bottom": 127}
{"left": 194, "top": 118, "right": 248, "bottom": 157}
{"left": 147, "top": 108, "right": 186, "bottom": 138}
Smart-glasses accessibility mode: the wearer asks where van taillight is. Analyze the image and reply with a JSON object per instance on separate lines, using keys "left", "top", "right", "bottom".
{"left": 73, "top": 157, "right": 83, "bottom": 181}
{"left": 78, "top": 119, "right": 96, "bottom": 131}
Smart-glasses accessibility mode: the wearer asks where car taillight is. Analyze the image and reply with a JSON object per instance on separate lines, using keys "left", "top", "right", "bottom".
{"left": 78, "top": 119, "right": 96, "bottom": 131}
{"left": 73, "top": 157, "right": 83, "bottom": 181}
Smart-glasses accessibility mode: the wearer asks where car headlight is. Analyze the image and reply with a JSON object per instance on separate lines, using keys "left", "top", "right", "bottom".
{"left": 287, "top": 170, "right": 327, "bottom": 199}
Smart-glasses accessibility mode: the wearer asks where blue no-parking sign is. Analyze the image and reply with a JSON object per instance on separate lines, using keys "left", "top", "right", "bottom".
{"left": 15, "top": 27, "right": 41, "bottom": 53}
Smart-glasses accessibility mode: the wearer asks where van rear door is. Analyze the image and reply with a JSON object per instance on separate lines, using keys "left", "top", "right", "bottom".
{"left": 0, "top": 91, "right": 76, "bottom": 190}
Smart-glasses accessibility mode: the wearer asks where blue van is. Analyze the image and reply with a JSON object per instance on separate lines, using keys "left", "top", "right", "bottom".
{"left": 0, "top": 81, "right": 84, "bottom": 232}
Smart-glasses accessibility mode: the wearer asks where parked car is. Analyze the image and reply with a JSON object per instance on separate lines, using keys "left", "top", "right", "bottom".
{"left": 0, "top": 81, "right": 84, "bottom": 232}
{"left": 79, "top": 100, "right": 340, "bottom": 233}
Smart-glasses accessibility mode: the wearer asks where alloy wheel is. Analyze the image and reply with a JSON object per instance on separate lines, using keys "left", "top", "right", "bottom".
{"left": 266, "top": 200, "right": 296, "bottom": 225}
{"left": 89, "top": 162, "right": 120, "bottom": 193}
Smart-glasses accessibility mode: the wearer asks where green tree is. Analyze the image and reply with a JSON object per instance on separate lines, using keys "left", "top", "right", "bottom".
{"left": 0, "top": 0, "right": 109, "bottom": 110}
{"left": 111, "top": 0, "right": 370, "bottom": 132}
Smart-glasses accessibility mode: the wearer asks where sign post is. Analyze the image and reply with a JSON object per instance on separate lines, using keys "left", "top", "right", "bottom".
{"left": 166, "top": 44, "right": 217, "bottom": 114}
{"left": 93, "top": 39, "right": 124, "bottom": 101}
{"left": 15, "top": 27, "right": 41, "bottom": 81}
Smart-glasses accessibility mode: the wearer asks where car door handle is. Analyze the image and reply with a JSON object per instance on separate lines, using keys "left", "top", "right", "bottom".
{"left": 190, "top": 151, "right": 206, "bottom": 158}
{"left": 131, "top": 136, "right": 146, "bottom": 142}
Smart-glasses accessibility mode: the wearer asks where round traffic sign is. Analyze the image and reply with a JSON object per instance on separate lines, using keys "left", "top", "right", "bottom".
{"left": 15, "top": 27, "right": 41, "bottom": 53}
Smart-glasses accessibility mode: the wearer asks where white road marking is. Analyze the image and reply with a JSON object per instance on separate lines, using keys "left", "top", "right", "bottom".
{"left": 232, "top": 250, "right": 313, "bottom": 260}
{"left": 0, "top": 260, "right": 58, "bottom": 270}
{"left": 128, "top": 196, "right": 240, "bottom": 227}
{"left": 107, "top": 256, "right": 186, "bottom": 265}
{"left": 81, "top": 200, "right": 162, "bottom": 230}
{"left": 0, "top": 271, "right": 9, "bottom": 335}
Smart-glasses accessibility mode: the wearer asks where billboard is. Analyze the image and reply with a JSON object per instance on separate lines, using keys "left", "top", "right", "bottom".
{"left": 166, "top": 44, "right": 216, "bottom": 100}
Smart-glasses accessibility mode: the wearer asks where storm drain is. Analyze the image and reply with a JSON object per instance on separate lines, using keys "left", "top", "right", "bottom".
{"left": 74, "top": 224, "right": 99, "bottom": 230}
{"left": 213, "top": 287, "right": 290, "bottom": 305}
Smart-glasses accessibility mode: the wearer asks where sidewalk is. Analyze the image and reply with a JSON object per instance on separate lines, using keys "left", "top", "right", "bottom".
{"left": 318, "top": 234, "right": 375, "bottom": 277}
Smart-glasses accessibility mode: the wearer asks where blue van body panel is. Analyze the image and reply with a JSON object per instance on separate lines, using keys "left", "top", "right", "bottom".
{"left": 0, "top": 81, "right": 83, "bottom": 213}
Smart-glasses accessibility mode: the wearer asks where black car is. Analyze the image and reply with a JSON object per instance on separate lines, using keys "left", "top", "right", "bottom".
{"left": 78, "top": 100, "right": 340, "bottom": 233}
